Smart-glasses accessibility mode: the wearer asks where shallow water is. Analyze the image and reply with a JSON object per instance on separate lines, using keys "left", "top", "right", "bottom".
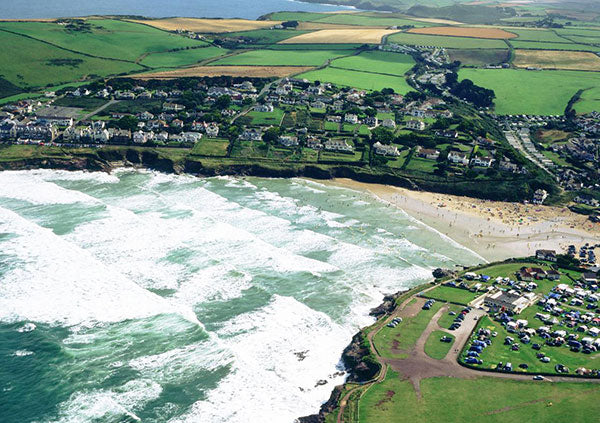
{"left": 0, "top": 170, "right": 482, "bottom": 422}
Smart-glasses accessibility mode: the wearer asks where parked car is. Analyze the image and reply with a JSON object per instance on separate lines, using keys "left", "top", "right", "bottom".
{"left": 533, "top": 375, "right": 544, "bottom": 381}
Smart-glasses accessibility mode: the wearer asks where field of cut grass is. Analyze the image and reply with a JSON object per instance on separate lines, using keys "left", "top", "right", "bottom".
{"left": 576, "top": 86, "right": 600, "bottom": 114}
{"left": 387, "top": 32, "right": 508, "bottom": 49}
{"left": 424, "top": 330, "right": 454, "bottom": 359}
{"left": 299, "top": 66, "right": 412, "bottom": 93}
{"left": 459, "top": 68, "right": 600, "bottom": 115}
{"left": 266, "top": 12, "right": 328, "bottom": 22}
{"left": 513, "top": 49, "right": 600, "bottom": 71}
{"left": 211, "top": 49, "right": 349, "bottom": 67}
{"left": 330, "top": 50, "right": 415, "bottom": 76}
{"left": 0, "top": 30, "right": 141, "bottom": 89}
{"left": 131, "top": 18, "right": 280, "bottom": 33}
{"left": 359, "top": 371, "right": 600, "bottom": 423}
{"left": 0, "top": 19, "right": 204, "bottom": 62}
{"left": 247, "top": 108, "right": 285, "bottom": 126}
{"left": 141, "top": 47, "right": 229, "bottom": 68}
{"left": 509, "top": 40, "right": 599, "bottom": 52}
{"left": 280, "top": 29, "right": 400, "bottom": 44}
{"left": 190, "top": 138, "right": 230, "bottom": 157}
{"left": 408, "top": 26, "right": 516, "bottom": 39}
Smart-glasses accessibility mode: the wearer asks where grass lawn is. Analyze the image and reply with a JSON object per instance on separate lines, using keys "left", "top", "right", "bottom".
{"left": 211, "top": 48, "right": 349, "bottom": 66}
{"left": 0, "top": 19, "right": 204, "bottom": 62}
{"left": 247, "top": 108, "right": 285, "bottom": 126}
{"left": 425, "top": 330, "right": 454, "bottom": 360}
{"left": 373, "top": 300, "right": 443, "bottom": 358}
{"left": 230, "top": 140, "right": 269, "bottom": 158}
{"left": 459, "top": 68, "right": 600, "bottom": 115}
{"left": 359, "top": 370, "right": 600, "bottom": 423}
{"left": 331, "top": 50, "right": 415, "bottom": 77}
{"left": 576, "top": 86, "right": 600, "bottom": 114}
{"left": 422, "top": 285, "right": 481, "bottom": 305}
{"left": 190, "top": 138, "right": 230, "bottom": 156}
{"left": 405, "top": 156, "right": 437, "bottom": 173}
{"left": 387, "top": 32, "right": 508, "bottom": 49}
{"left": 0, "top": 30, "right": 141, "bottom": 89}
{"left": 437, "top": 304, "right": 466, "bottom": 328}
{"left": 324, "top": 121, "right": 340, "bottom": 132}
{"left": 314, "top": 14, "right": 429, "bottom": 28}
{"left": 300, "top": 67, "right": 412, "bottom": 93}
{"left": 319, "top": 150, "right": 363, "bottom": 163}
{"left": 141, "top": 46, "right": 229, "bottom": 68}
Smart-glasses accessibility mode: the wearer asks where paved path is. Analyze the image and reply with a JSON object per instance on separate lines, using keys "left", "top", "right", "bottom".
{"left": 75, "top": 99, "right": 119, "bottom": 125}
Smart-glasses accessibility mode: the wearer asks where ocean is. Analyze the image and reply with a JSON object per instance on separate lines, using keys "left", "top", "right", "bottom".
{"left": 0, "top": 0, "right": 355, "bottom": 20}
{"left": 0, "top": 169, "right": 483, "bottom": 423}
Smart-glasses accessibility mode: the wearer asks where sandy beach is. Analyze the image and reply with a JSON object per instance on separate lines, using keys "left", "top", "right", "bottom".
{"left": 326, "top": 178, "right": 600, "bottom": 263}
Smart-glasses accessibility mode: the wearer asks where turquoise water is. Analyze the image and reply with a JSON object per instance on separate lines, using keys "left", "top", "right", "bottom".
{"left": 0, "top": 170, "right": 482, "bottom": 423}
{"left": 0, "top": 0, "right": 354, "bottom": 20}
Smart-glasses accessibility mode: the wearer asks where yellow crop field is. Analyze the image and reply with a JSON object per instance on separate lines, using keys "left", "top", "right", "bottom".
{"left": 513, "top": 49, "right": 600, "bottom": 71}
{"left": 279, "top": 29, "right": 400, "bottom": 44}
{"left": 134, "top": 65, "right": 314, "bottom": 79}
{"left": 408, "top": 26, "right": 517, "bottom": 39}
{"left": 130, "top": 18, "right": 281, "bottom": 33}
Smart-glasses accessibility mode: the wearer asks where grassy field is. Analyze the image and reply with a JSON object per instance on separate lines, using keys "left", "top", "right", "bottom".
{"left": 447, "top": 49, "right": 509, "bottom": 66}
{"left": 313, "top": 14, "right": 430, "bottom": 28}
{"left": 513, "top": 49, "right": 600, "bottom": 71}
{"left": 141, "top": 47, "right": 229, "bottom": 68}
{"left": 387, "top": 32, "right": 508, "bottom": 49}
{"left": 459, "top": 68, "right": 600, "bottom": 115}
{"left": 280, "top": 29, "right": 400, "bottom": 44}
{"left": 374, "top": 301, "right": 443, "bottom": 358}
{"left": 222, "top": 29, "right": 308, "bottom": 45}
{"left": 424, "top": 330, "right": 454, "bottom": 359}
{"left": 422, "top": 285, "right": 481, "bottom": 305}
{"left": 299, "top": 66, "right": 412, "bottom": 93}
{"left": 211, "top": 49, "right": 350, "bottom": 66}
{"left": 576, "top": 86, "right": 600, "bottom": 114}
{"left": 330, "top": 50, "right": 415, "bottom": 76}
{"left": 247, "top": 108, "right": 285, "bottom": 126}
{"left": 509, "top": 40, "right": 600, "bottom": 52}
{"left": 408, "top": 26, "right": 516, "bottom": 39}
{"left": 266, "top": 12, "right": 329, "bottom": 22}
{"left": 359, "top": 371, "right": 600, "bottom": 423}
{"left": 190, "top": 138, "right": 230, "bottom": 156}
{"left": 0, "top": 19, "right": 204, "bottom": 62}
{"left": 0, "top": 30, "right": 141, "bottom": 90}
{"left": 136, "top": 65, "right": 312, "bottom": 79}
{"left": 509, "top": 28, "right": 572, "bottom": 43}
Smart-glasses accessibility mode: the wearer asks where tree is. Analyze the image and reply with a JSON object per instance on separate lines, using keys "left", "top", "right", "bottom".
{"left": 381, "top": 88, "right": 395, "bottom": 95}
{"left": 371, "top": 127, "right": 395, "bottom": 145}
{"left": 364, "top": 108, "right": 377, "bottom": 117}
{"left": 262, "top": 127, "right": 280, "bottom": 144}
{"left": 214, "top": 95, "right": 231, "bottom": 110}
{"left": 281, "top": 20, "right": 299, "bottom": 28}
{"left": 117, "top": 115, "right": 138, "bottom": 131}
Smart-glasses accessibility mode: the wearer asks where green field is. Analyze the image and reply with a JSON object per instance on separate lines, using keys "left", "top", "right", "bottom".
{"left": 576, "top": 86, "right": 600, "bottom": 114}
{"left": 211, "top": 48, "right": 350, "bottom": 66}
{"left": 359, "top": 371, "right": 600, "bottom": 423}
{"left": 424, "top": 330, "right": 454, "bottom": 359}
{"left": 405, "top": 156, "right": 438, "bottom": 173}
{"left": 422, "top": 285, "right": 481, "bottom": 305}
{"left": 459, "top": 68, "right": 600, "bottom": 115}
{"left": 509, "top": 28, "right": 572, "bottom": 43}
{"left": 509, "top": 40, "right": 600, "bottom": 51}
{"left": 224, "top": 29, "right": 310, "bottom": 45}
{"left": 331, "top": 50, "right": 415, "bottom": 76}
{"left": 447, "top": 49, "right": 510, "bottom": 66}
{"left": 0, "top": 30, "right": 141, "bottom": 90}
{"left": 299, "top": 66, "right": 412, "bottom": 93}
{"left": 0, "top": 19, "right": 204, "bottom": 62}
{"left": 247, "top": 108, "right": 285, "bottom": 126}
{"left": 266, "top": 12, "right": 329, "bottom": 22}
{"left": 387, "top": 32, "right": 508, "bottom": 49}
{"left": 374, "top": 301, "right": 443, "bottom": 358}
{"left": 141, "top": 46, "right": 229, "bottom": 68}
{"left": 190, "top": 138, "right": 230, "bottom": 156}
{"left": 313, "top": 14, "right": 430, "bottom": 28}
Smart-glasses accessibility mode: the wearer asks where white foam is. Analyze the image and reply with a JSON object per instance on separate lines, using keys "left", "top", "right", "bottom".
{"left": 0, "top": 206, "right": 197, "bottom": 327}
{"left": 171, "top": 295, "right": 353, "bottom": 423}
{"left": 12, "top": 350, "right": 34, "bottom": 357}
{"left": 16, "top": 322, "right": 36, "bottom": 333}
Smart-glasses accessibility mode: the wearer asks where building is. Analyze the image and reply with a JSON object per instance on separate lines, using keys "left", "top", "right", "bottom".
{"left": 254, "top": 103, "right": 274, "bottom": 113}
{"left": 306, "top": 137, "right": 323, "bottom": 150}
{"left": 239, "top": 128, "right": 263, "bottom": 141}
{"left": 416, "top": 147, "right": 440, "bottom": 160}
{"left": 205, "top": 123, "right": 219, "bottom": 138}
{"left": 536, "top": 249, "right": 557, "bottom": 262}
{"left": 470, "top": 156, "right": 494, "bottom": 167}
{"left": 448, "top": 151, "right": 469, "bottom": 166}
{"left": 373, "top": 142, "right": 400, "bottom": 156}
{"left": 532, "top": 189, "right": 548, "bottom": 205}
{"left": 278, "top": 135, "right": 299, "bottom": 147}
{"left": 382, "top": 119, "right": 396, "bottom": 129}
{"left": 344, "top": 114, "right": 358, "bottom": 124}
{"left": 406, "top": 120, "right": 425, "bottom": 131}
{"left": 324, "top": 139, "right": 353, "bottom": 152}
{"left": 485, "top": 290, "right": 536, "bottom": 313}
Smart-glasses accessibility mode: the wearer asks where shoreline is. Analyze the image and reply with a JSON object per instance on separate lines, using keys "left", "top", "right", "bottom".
{"left": 324, "top": 178, "right": 600, "bottom": 263}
